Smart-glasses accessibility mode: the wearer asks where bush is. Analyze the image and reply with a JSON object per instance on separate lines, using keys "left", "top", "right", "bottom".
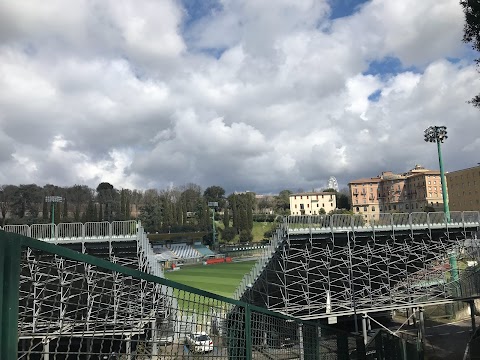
{"left": 253, "top": 214, "right": 277, "bottom": 222}
{"left": 221, "top": 227, "right": 237, "bottom": 242}
{"left": 239, "top": 229, "right": 253, "bottom": 243}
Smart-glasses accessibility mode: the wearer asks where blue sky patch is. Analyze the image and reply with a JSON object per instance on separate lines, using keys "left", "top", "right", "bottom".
{"left": 365, "top": 56, "right": 420, "bottom": 77}
{"left": 181, "top": 0, "right": 222, "bottom": 28}
{"left": 328, "top": 0, "right": 369, "bottom": 19}
{"left": 368, "top": 89, "right": 382, "bottom": 102}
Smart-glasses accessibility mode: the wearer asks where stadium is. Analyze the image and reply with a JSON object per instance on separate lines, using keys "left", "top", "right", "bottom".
{"left": 2, "top": 211, "right": 480, "bottom": 359}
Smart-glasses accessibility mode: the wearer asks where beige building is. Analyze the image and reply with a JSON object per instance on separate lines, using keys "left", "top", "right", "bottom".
{"left": 349, "top": 165, "right": 445, "bottom": 221}
{"left": 289, "top": 192, "right": 337, "bottom": 215}
{"left": 446, "top": 165, "right": 480, "bottom": 211}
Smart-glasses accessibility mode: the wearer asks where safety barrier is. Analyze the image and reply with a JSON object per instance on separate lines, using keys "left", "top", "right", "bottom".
{"left": 0, "top": 230, "right": 389, "bottom": 360}
{"left": 286, "top": 211, "right": 480, "bottom": 233}
{"left": 1, "top": 220, "right": 138, "bottom": 241}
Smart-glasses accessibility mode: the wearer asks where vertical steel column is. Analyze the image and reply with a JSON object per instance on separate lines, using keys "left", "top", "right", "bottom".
{"left": 470, "top": 301, "right": 476, "bottom": 333}
{"left": 0, "top": 237, "right": 21, "bottom": 360}
{"left": 43, "top": 340, "right": 50, "bottom": 360}
{"left": 347, "top": 231, "right": 359, "bottom": 334}
{"left": 151, "top": 319, "right": 158, "bottom": 358}
{"left": 126, "top": 338, "right": 131, "bottom": 360}
{"left": 299, "top": 323, "right": 304, "bottom": 360}
{"left": 419, "top": 308, "right": 426, "bottom": 352}
{"left": 245, "top": 305, "right": 252, "bottom": 360}
{"left": 362, "top": 314, "right": 368, "bottom": 345}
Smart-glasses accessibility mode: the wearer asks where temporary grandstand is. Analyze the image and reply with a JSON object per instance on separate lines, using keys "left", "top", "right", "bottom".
{"left": 3, "top": 214, "right": 480, "bottom": 359}
{"left": 1, "top": 220, "right": 406, "bottom": 359}
{"left": 234, "top": 211, "right": 480, "bottom": 322}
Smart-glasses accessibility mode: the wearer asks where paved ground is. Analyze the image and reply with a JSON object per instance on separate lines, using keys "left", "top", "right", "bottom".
{"left": 387, "top": 315, "right": 476, "bottom": 360}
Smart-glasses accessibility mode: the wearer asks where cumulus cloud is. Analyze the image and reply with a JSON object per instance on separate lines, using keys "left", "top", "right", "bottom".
{"left": 0, "top": 0, "right": 478, "bottom": 194}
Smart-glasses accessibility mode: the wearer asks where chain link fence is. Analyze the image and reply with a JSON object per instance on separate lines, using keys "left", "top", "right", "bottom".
{"left": 0, "top": 230, "right": 393, "bottom": 360}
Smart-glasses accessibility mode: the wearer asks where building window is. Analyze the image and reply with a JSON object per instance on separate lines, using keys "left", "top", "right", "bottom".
{"left": 317, "top": 204, "right": 319, "bottom": 207}
{"left": 307, "top": 204, "right": 310, "bottom": 208}
{"left": 322, "top": 203, "right": 325, "bottom": 207}
{"left": 295, "top": 204, "right": 297, "bottom": 208}
{"left": 364, "top": 206, "right": 368, "bottom": 212}
{"left": 294, "top": 196, "right": 296, "bottom": 199}
{"left": 300, "top": 196, "right": 302, "bottom": 199}
{"left": 356, "top": 207, "right": 360, "bottom": 212}
{"left": 372, "top": 206, "right": 375, "bottom": 211}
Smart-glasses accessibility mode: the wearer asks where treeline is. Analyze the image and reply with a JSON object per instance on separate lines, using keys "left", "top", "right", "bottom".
{"left": 0, "top": 183, "right": 351, "bottom": 242}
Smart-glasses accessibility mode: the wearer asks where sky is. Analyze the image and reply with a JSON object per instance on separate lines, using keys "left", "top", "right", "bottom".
{"left": 0, "top": 0, "right": 479, "bottom": 194}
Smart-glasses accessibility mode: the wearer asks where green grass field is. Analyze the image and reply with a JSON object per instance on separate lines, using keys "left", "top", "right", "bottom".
{"left": 164, "top": 260, "right": 257, "bottom": 298}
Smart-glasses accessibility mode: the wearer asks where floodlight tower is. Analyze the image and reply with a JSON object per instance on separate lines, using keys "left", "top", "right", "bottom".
{"left": 45, "top": 195, "right": 62, "bottom": 238}
{"left": 424, "top": 126, "right": 450, "bottom": 221}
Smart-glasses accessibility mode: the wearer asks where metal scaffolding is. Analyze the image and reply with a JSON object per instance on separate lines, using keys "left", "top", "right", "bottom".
{"left": 235, "top": 211, "right": 480, "bottom": 321}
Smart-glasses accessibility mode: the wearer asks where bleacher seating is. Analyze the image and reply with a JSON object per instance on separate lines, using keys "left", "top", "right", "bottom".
{"left": 192, "top": 242, "right": 215, "bottom": 257}
{"left": 170, "top": 243, "right": 201, "bottom": 259}
{"left": 152, "top": 245, "right": 178, "bottom": 261}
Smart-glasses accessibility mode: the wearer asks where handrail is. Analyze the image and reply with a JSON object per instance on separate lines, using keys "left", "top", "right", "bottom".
{"left": 1, "top": 220, "right": 138, "bottom": 241}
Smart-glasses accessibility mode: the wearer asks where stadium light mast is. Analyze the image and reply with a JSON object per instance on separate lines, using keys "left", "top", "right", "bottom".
{"left": 45, "top": 195, "right": 62, "bottom": 238}
{"left": 424, "top": 126, "right": 450, "bottom": 221}
{"left": 208, "top": 202, "right": 218, "bottom": 250}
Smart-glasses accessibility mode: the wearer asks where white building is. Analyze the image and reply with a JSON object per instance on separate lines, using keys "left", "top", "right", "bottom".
{"left": 289, "top": 192, "right": 337, "bottom": 215}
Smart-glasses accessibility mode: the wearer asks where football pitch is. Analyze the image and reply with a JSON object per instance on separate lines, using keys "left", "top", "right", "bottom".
{"left": 164, "top": 260, "right": 257, "bottom": 298}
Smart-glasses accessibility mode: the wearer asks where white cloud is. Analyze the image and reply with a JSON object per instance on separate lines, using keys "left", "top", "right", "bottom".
{"left": 0, "top": 0, "right": 478, "bottom": 194}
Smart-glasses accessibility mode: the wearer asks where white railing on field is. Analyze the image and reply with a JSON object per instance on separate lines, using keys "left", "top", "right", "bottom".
{"left": 1, "top": 220, "right": 138, "bottom": 241}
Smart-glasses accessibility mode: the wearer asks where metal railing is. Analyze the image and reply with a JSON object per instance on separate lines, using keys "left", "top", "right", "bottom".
{"left": 286, "top": 211, "right": 480, "bottom": 233}
{"left": 1, "top": 220, "right": 138, "bottom": 241}
{"left": 0, "top": 230, "right": 382, "bottom": 360}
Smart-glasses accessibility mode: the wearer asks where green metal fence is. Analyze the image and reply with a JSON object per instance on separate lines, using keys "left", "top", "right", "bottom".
{"left": 1, "top": 230, "right": 420, "bottom": 359}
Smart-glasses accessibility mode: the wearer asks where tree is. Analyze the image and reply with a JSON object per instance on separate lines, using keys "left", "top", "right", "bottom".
{"left": 461, "top": 0, "right": 480, "bottom": 107}
{"left": 96, "top": 182, "right": 117, "bottom": 222}
{"left": 337, "top": 187, "right": 351, "bottom": 210}
{"left": 275, "top": 190, "right": 292, "bottom": 214}
{"left": 67, "top": 185, "right": 93, "bottom": 222}
{"left": 204, "top": 186, "right": 226, "bottom": 208}
{"left": 221, "top": 226, "right": 237, "bottom": 242}
{"left": 0, "top": 185, "right": 17, "bottom": 226}
{"left": 322, "top": 188, "right": 336, "bottom": 193}
{"left": 85, "top": 200, "right": 97, "bottom": 222}
{"left": 11, "top": 184, "right": 43, "bottom": 219}
{"left": 223, "top": 208, "right": 230, "bottom": 228}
